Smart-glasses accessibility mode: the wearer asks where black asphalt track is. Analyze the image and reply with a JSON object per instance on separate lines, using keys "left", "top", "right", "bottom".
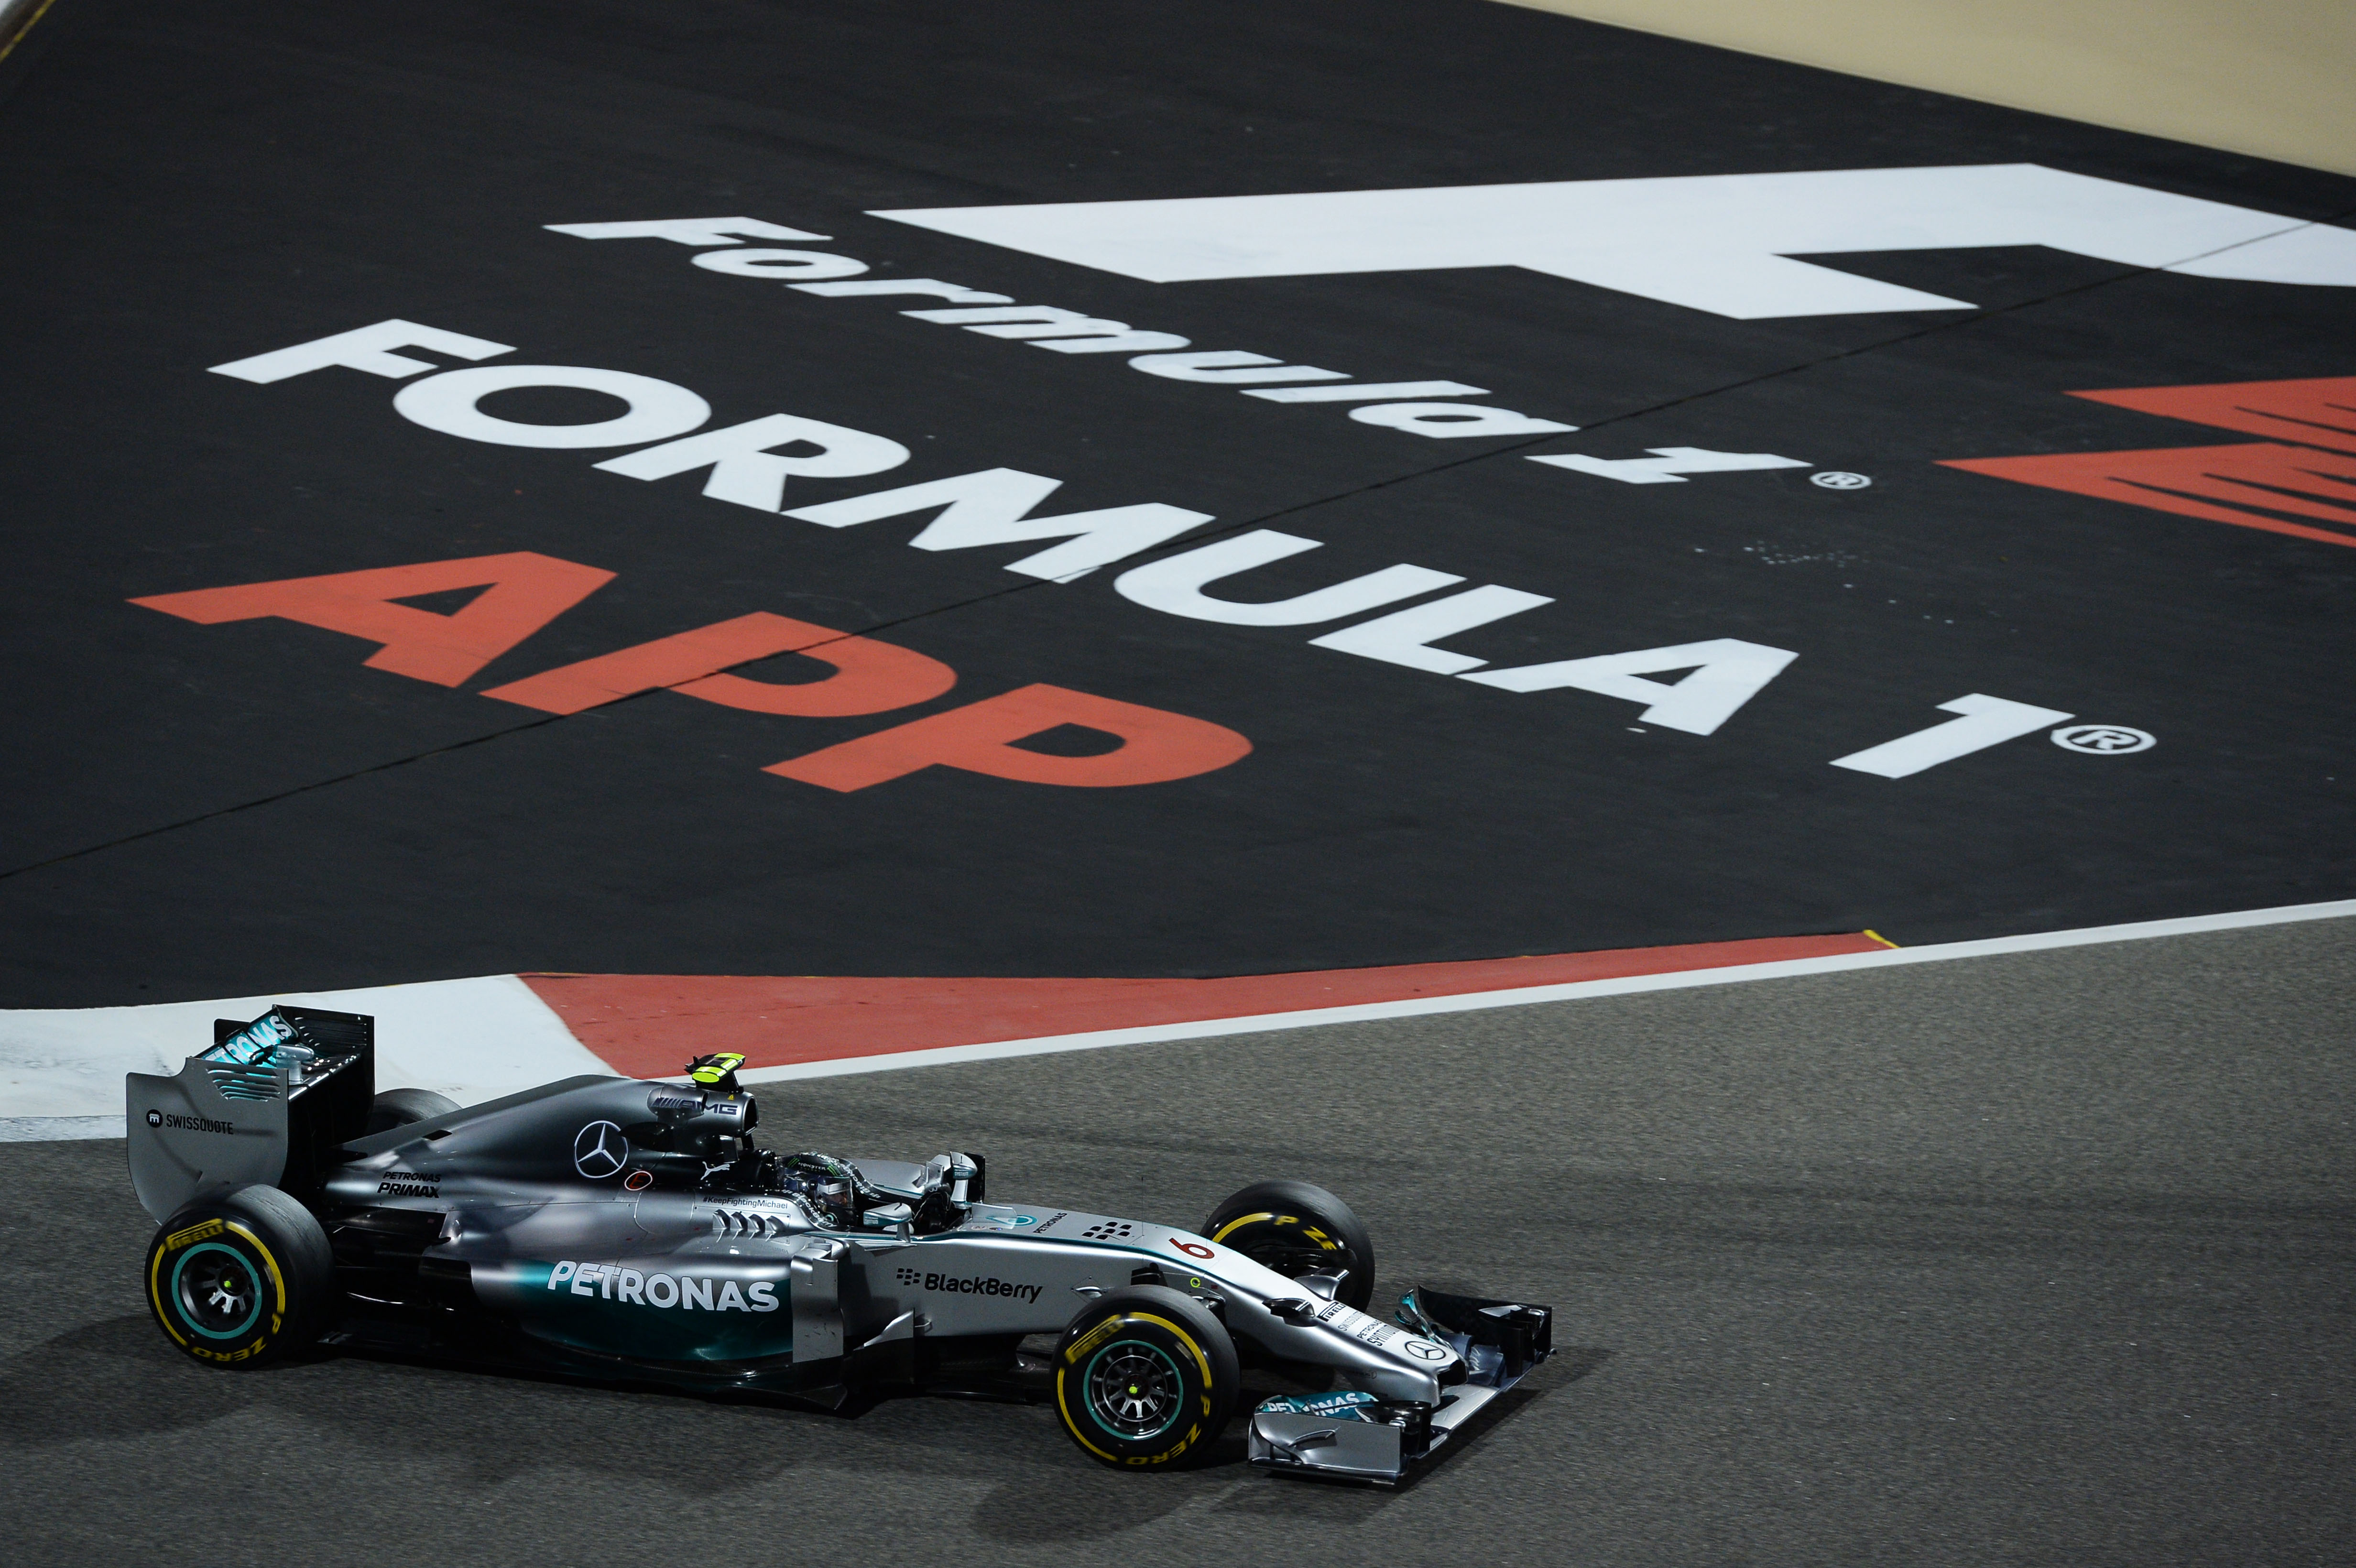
{"left": 2, "top": 0, "right": 2354, "bottom": 1008}
{"left": 6, "top": 919, "right": 2350, "bottom": 1565}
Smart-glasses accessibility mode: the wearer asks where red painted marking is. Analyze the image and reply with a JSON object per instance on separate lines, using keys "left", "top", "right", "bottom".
{"left": 1941, "top": 442, "right": 2356, "bottom": 548}
{"left": 2069, "top": 376, "right": 2356, "bottom": 456}
{"left": 1170, "top": 1240, "right": 1214, "bottom": 1260}
{"left": 521, "top": 932, "right": 1890, "bottom": 1079}
{"left": 484, "top": 611, "right": 955, "bottom": 717}
{"left": 768, "top": 682, "right": 1253, "bottom": 791}
{"left": 130, "top": 552, "right": 612, "bottom": 686}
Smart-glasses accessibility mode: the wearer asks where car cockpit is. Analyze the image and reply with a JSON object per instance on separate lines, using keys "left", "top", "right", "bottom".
{"left": 646, "top": 1054, "right": 981, "bottom": 1235}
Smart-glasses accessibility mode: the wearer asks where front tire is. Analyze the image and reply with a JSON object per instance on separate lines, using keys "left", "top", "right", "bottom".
{"left": 1052, "top": 1285, "right": 1239, "bottom": 1470}
{"left": 1202, "top": 1178, "right": 1376, "bottom": 1310}
{"left": 145, "top": 1185, "right": 334, "bottom": 1368}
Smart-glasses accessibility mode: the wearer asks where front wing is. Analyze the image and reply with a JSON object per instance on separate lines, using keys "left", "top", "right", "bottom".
{"left": 1247, "top": 1288, "right": 1553, "bottom": 1485}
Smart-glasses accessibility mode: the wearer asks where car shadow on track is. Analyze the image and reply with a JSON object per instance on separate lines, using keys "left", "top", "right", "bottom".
{"left": 7, "top": 1308, "right": 1609, "bottom": 1536}
{"left": 7, "top": 1308, "right": 1276, "bottom": 1508}
{"left": 964, "top": 1346, "right": 1615, "bottom": 1535}
{"left": 0, "top": 1311, "right": 1039, "bottom": 1492}
{"left": 0, "top": 1314, "right": 231, "bottom": 1447}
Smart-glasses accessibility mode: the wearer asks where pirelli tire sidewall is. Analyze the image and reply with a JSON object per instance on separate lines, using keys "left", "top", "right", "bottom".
{"left": 1202, "top": 1178, "right": 1378, "bottom": 1312}
{"left": 145, "top": 1184, "right": 335, "bottom": 1368}
{"left": 1053, "top": 1285, "right": 1240, "bottom": 1470}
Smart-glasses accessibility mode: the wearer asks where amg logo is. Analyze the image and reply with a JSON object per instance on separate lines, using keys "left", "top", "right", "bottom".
{"left": 378, "top": 1175, "right": 441, "bottom": 1198}
{"left": 161, "top": 1112, "right": 236, "bottom": 1135}
{"left": 921, "top": 1272, "right": 1043, "bottom": 1303}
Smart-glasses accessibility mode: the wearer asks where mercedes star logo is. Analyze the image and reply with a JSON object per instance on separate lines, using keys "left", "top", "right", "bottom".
{"left": 573, "top": 1120, "right": 628, "bottom": 1179}
{"left": 1402, "top": 1339, "right": 1450, "bottom": 1362}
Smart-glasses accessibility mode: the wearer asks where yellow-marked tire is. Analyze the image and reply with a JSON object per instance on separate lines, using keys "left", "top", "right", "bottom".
{"left": 1203, "top": 1178, "right": 1376, "bottom": 1311}
{"left": 1052, "top": 1285, "right": 1239, "bottom": 1470}
{"left": 145, "top": 1185, "right": 334, "bottom": 1368}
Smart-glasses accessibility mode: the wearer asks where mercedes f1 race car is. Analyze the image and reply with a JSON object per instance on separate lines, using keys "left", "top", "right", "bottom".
{"left": 128, "top": 1005, "right": 1551, "bottom": 1483}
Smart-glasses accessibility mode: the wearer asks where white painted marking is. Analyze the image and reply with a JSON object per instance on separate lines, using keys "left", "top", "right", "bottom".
{"left": 1831, "top": 694, "right": 2074, "bottom": 778}
{"left": 2052, "top": 725, "right": 2157, "bottom": 755}
{"left": 592, "top": 413, "right": 911, "bottom": 512}
{"left": 873, "top": 165, "right": 2356, "bottom": 320}
{"left": 545, "top": 217, "right": 830, "bottom": 246}
{"left": 1113, "top": 532, "right": 1462, "bottom": 625}
{"left": 1529, "top": 447, "right": 1811, "bottom": 484}
{"left": 393, "top": 365, "right": 711, "bottom": 450}
{"left": 209, "top": 320, "right": 514, "bottom": 384}
{"left": 12, "top": 904, "right": 2354, "bottom": 1132}
{"left": 1463, "top": 638, "right": 1798, "bottom": 735}
{"left": 899, "top": 304, "right": 1189, "bottom": 354}
{"left": 732, "top": 897, "right": 2356, "bottom": 1084}
{"left": 690, "top": 248, "right": 867, "bottom": 280}
{"left": 0, "top": 976, "right": 608, "bottom": 1125}
{"left": 1351, "top": 403, "right": 1574, "bottom": 438}
{"left": 788, "top": 467, "right": 1214, "bottom": 581}
{"left": 789, "top": 278, "right": 1012, "bottom": 304}
{"left": 1244, "top": 381, "right": 1487, "bottom": 403}
{"left": 1129, "top": 350, "right": 1349, "bottom": 385}
{"left": 1309, "top": 585, "right": 1555, "bottom": 675}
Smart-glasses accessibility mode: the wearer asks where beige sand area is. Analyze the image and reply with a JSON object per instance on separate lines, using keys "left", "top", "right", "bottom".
{"left": 1499, "top": 0, "right": 2356, "bottom": 177}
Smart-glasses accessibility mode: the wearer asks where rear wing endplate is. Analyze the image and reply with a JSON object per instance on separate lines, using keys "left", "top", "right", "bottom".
{"left": 125, "top": 1005, "right": 374, "bottom": 1222}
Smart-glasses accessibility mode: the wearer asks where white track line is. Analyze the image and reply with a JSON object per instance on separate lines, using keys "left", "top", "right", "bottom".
{"left": 6, "top": 897, "right": 2350, "bottom": 1135}
{"left": 733, "top": 897, "right": 2356, "bottom": 1084}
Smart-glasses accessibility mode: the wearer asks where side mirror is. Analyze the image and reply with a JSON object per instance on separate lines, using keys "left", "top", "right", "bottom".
{"left": 1299, "top": 1270, "right": 1349, "bottom": 1302}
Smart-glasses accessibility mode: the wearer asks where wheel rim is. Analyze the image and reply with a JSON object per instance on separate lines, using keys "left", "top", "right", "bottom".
{"left": 1083, "top": 1338, "right": 1184, "bottom": 1440}
{"left": 1239, "top": 1234, "right": 1343, "bottom": 1277}
{"left": 1221, "top": 1215, "right": 1352, "bottom": 1283}
{"left": 171, "top": 1242, "right": 264, "bottom": 1340}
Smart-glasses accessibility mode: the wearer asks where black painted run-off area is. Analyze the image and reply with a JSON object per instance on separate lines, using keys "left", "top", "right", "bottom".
{"left": 1, "top": 0, "right": 2351, "bottom": 1005}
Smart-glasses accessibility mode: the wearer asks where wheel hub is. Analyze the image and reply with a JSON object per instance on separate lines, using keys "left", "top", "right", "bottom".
{"left": 172, "top": 1243, "right": 262, "bottom": 1339}
{"left": 1085, "top": 1340, "right": 1182, "bottom": 1438}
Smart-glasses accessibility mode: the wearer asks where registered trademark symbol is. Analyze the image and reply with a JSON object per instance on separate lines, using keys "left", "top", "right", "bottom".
{"left": 1811, "top": 470, "right": 1872, "bottom": 490}
{"left": 2051, "top": 725, "right": 2155, "bottom": 755}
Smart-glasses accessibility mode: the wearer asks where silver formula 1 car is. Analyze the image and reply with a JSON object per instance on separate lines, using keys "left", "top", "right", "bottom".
{"left": 127, "top": 1005, "right": 1550, "bottom": 1483}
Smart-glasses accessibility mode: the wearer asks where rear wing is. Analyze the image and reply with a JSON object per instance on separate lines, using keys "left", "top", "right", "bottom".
{"left": 126, "top": 1006, "right": 374, "bottom": 1222}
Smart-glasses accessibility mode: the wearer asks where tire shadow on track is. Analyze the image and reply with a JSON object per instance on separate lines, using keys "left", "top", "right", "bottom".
{"left": 968, "top": 1361, "right": 1603, "bottom": 1537}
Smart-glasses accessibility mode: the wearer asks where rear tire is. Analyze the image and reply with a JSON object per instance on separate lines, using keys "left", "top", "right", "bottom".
{"left": 1052, "top": 1285, "right": 1239, "bottom": 1470}
{"left": 1202, "top": 1178, "right": 1376, "bottom": 1311}
{"left": 365, "top": 1087, "right": 458, "bottom": 1135}
{"left": 145, "top": 1185, "right": 335, "bottom": 1368}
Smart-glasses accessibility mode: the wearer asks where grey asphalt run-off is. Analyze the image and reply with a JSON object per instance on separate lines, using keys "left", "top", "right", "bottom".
{"left": 3, "top": 918, "right": 2350, "bottom": 1567}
